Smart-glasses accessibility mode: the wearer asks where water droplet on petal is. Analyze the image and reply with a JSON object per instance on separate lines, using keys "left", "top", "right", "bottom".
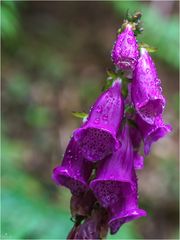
{"left": 102, "top": 114, "right": 108, "bottom": 121}
{"left": 159, "top": 86, "right": 162, "bottom": 92}
{"left": 146, "top": 68, "right": 150, "bottom": 74}
{"left": 96, "top": 105, "right": 102, "bottom": 113}
{"left": 94, "top": 118, "right": 100, "bottom": 124}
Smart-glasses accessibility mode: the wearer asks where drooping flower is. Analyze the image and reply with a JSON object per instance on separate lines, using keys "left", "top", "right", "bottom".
{"left": 90, "top": 124, "right": 136, "bottom": 208}
{"left": 73, "top": 79, "right": 124, "bottom": 162}
{"left": 89, "top": 124, "right": 146, "bottom": 234}
{"left": 131, "top": 48, "right": 165, "bottom": 124}
{"left": 52, "top": 137, "right": 92, "bottom": 195}
{"left": 108, "top": 175, "right": 147, "bottom": 234}
{"left": 136, "top": 114, "right": 172, "bottom": 155}
{"left": 111, "top": 24, "right": 139, "bottom": 71}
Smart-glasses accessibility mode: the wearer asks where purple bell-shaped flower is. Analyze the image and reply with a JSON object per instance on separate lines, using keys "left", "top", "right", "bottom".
{"left": 132, "top": 48, "right": 165, "bottom": 124}
{"left": 111, "top": 24, "right": 139, "bottom": 71}
{"left": 52, "top": 137, "right": 92, "bottom": 195}
{"left": 90, "top": 124, "right": 136, "bottom": 208}
{"left": 73, "top": 79, "right": 124, "bottom": 162}
{"left": 108, "top": 174, "right": 147, "bottom": 234}
{"left": 136, "top": 114, "right": 172, "bottom": 155}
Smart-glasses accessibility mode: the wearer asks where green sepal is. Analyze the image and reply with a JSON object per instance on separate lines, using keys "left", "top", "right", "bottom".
{"left": 117, "top": 28, "right": 122, "bottom": 34}
{"left": 139, "top": 43, "right": 158, "bottom": 53}
{"left": 72, "top": 111, "right": 88, "bottom": 119}
{"left": 102, "top": 78, "right": 114, "bottom": 91}
{"left": 125, "top": 105, "right": 135, "bottom": 115}
{"left": 127, "top": 119, "right": 138, "bottom": 129}
{"left": 102, "top": 70, "right": 117, "bottom": 91}
{"left": 107, "top": 69, "right": 117, "bottom": 79}
{"left": 121, "top": 76, "right": 131, "bottom": 98}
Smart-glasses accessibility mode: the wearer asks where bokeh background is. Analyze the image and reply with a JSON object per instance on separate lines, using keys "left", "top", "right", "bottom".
{"left": 1, "top": 1, "right": 179, "bottom": 239}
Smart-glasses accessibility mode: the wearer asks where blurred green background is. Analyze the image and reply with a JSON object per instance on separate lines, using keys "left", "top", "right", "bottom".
{"left": 1, "top": 1, "right": 179, "bottom": 239}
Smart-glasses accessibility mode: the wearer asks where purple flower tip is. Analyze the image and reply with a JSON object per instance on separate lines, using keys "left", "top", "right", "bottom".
{"left": 108, "top": 172, "right": 147, "bottom": 234}
{"left": 136, "top": 114, "right": 172, "bottom": 155}
{"left": 132, "top": 48, "right": 166, "bottom": 124}
{"left": 111, "top": 24, "right": 139, "bottom": 71}
{"left": 73, "top": 79, "right": 124, "bottom": 162}
{"left": 109, "top": 203, "right": 147, "bottom": 234}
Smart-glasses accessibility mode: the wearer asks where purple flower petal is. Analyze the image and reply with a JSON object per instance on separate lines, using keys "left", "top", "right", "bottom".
{"left": 108, "top": 187, "right": 147, "bottom": 234}
{"left": 90, "top": 124, "right": 136, "bottom": 208}
{"left": 133, "top": 152, "right": 144, "bottom": 170}
{"left": 136, "top": 114, "right": 172, "bottom": 155}
{"left": 74, "top": 79, "right": 124, "bottom": 162}
{"left": 129, "top": 123, "right": 144, "bottom": 169}
{"left": 132, "top": 48, "right": 165, "bottom": 124}
{"left": 111, "top": 24, "right": 139, "bottom": 71}
{"left": 52, "top": 137, "right": 92, "bottom": 195}
{"left": 129, "top": 123, "right": 142, "bottom": 149}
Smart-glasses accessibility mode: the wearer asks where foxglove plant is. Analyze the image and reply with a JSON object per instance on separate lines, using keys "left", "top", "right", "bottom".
{"left": 52, "top": 11, "right": 172, "bottom": 239}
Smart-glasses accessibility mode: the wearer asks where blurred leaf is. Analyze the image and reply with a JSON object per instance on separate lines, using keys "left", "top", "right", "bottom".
{"left": 1, "top": 136, "right": 26, "bottom": 168}
{"left": 2, "top": 189, "right": 73, "bottom": 239}
{"left": 25, "top": 106, "right": 52, "bottom": 128}
{"left": 72, "top": 111, "right": 88, "bottom": 119}
{"left": 80, "top": 80, "right": 100, "bottom": 107}
{"left": 6, "top": 74, "right": 30, "bottom": 100}
{"left": 2, "top": 135, "right": 73, "bottom": 238}
{"left": 102, "top": 78, "right": 114, "bottom": 91}
{"left": 172, "top": 93, "right": 179, "bottom": 115}
{"left": 1, "top": 1, "right": 20, "bottom": 42}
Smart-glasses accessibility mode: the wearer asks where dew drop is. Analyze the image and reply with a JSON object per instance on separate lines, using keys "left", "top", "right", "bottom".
{"left": 94, "top": 118, "right": 100, "bottom": 124}
{"left": 96, "top": 105, "right": 102, "bottom": 113}
{"left": 156, "top": 78, "right": 161, "bottom": 85}
{"left": 146, "top": 68, "right": 150, "bottom": 74}
{"left": 102, "top": 114, "right": 108, "bottom": 121}
{"left": 159, "top": 86, "right": 162, "bottom": 92}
